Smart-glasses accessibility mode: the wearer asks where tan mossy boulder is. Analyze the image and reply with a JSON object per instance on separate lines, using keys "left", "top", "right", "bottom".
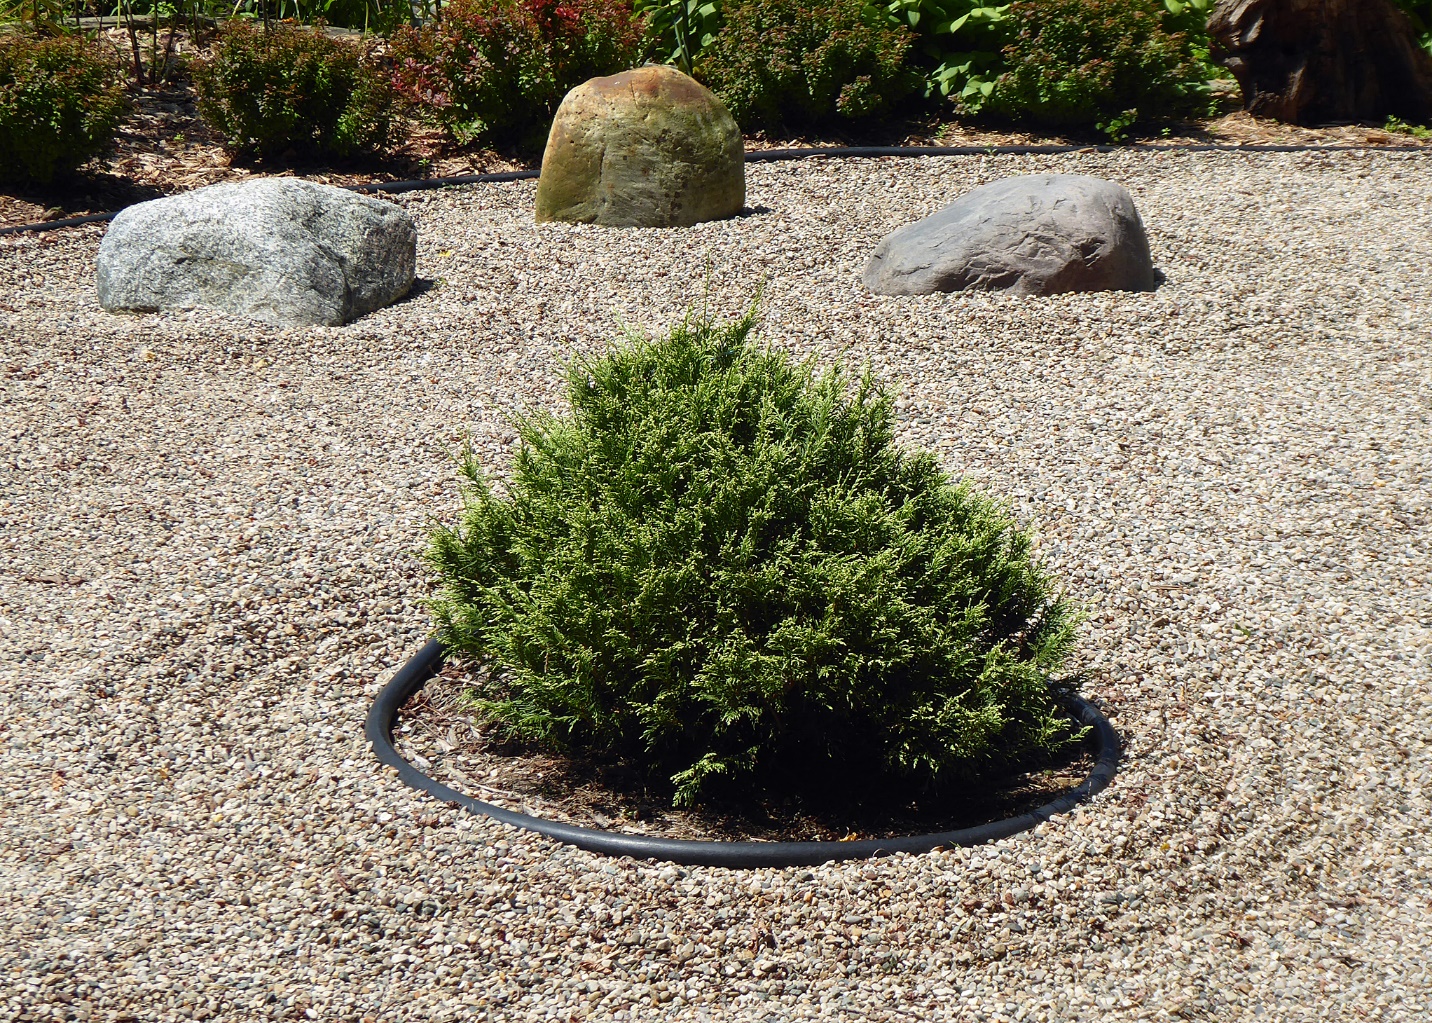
{"left": 535, "top": 65, "right": 744, "bottom": 228}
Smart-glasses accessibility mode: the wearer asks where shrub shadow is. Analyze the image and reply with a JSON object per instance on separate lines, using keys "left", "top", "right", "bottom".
{"left": 1, "top": 172, "right": 167, "bottom": 222}
{"left": 403, "top": 665, "right": 1103, "bottom": 845}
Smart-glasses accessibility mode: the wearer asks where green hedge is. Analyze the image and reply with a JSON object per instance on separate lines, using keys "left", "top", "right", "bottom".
{"left": 321, "top": 0, "right": 1224, "bottom": 142}
{"left": 986, "top": 0, "right": 1215, "bottom": 139}
{"left": 696, "top": 0, "right": 918, "bottom": 129}
{"left": 192, "top": 22, "right": 394, "bottom": 159}
{"left": 649, "top": 0, "right": 1222, "bottom": 134}
{"left": 0, "top": 2, "right": 1234, "bottom": 185}
{"left": 44, "top": 0, "right": 1225, "bottom": 163}
{"left": 0, "top": 32, "right": 127, "bottom": 185}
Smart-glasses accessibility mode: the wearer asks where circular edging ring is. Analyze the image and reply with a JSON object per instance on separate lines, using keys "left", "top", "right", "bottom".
{"left": 365, "top": 639, "right": 1121, "bottom": 868}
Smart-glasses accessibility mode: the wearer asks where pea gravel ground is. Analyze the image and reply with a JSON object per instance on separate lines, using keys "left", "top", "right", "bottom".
{"left": 2, "top": 150, "right": 1429, "bottom": 1023}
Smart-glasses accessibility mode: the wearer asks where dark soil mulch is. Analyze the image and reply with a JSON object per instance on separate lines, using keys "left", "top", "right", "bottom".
{"left": 393, "top": 661, "right": 1098, "bottom": 844}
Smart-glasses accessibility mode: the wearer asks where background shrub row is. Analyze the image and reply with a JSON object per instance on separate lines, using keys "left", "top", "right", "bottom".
{"left": 383, "top": 0, "right": 1227, "bottom": 143}
{"left": 5, "top": 0, "right": 1432, "bottom": 182}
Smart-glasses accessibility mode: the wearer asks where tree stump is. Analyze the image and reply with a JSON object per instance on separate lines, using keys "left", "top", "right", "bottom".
{"left": 1209, "top": 0, "right": 1432, "bottom": 125}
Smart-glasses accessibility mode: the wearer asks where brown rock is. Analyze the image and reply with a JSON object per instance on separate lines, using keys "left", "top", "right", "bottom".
{"left": 534, "top": 65, "right": 745, "bottom": 228}
{"left": 1208, "top": 0, "right": 1432, "bottom": 126}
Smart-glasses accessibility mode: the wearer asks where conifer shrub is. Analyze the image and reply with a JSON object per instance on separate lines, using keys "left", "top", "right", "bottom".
{"left": 389, "top": 0, "right": 644, "bottom": 147}
{"left": 695, "top": 0, "right": 917, "bottom": 130}
{"left": 986, "top": 0, "right": 1212, "bottom": 138}
{"left": 192, "top": 22, "right": 394, "bottom": 160}
{"left": 427, "top": 310, "right": 1081, "bottom": 810}
{"left": 0, "top": 32, "right": 127, "bottom": 185}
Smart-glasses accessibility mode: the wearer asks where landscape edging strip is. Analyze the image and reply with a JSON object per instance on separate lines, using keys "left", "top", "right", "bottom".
{"left": 365, "top": 639, "right": 1122, "bottom": 868}
{"left": 3, "top": 141, "right": 1425, "bottom": 237}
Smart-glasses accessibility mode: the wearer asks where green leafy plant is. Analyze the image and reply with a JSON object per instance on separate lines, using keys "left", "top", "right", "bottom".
{"left": 0, "top": 32, "right": 127, "bottom": 185}
{"left": 261, "top": 0, "right": 417, "bottom": 32}
{"left": 863, "top": 0, "right": 1008, "bottom": 107}
{"left": 389, "top": 0, "right": 643, "bottom": 147}
{"left": 427, "top": 308, "right": 1083, "bottom": 809}
{"left": 636, "top": 0, "right": 722, "bottom": 75}
{"left": 1391, "top": 0, "right": 1432, "bottom": 57}
{"left": 1157, "top": 0, "right": 1228, "bottom": 84}
{"left": 0, "top": 0, "right": 73, "bottom": 36}
{"left": 1095, "top": 106, "right": 1137, "bottom": 142}
{"left": 695, "top": 0, "right": 917, "bottom": 129}
{"left": 192, "top": 21, "right": 394, "bottom": 159}
{"left": 1385, "top": 114, "right": 1432, "bottom": 138}
{"left": 1157, "top": 0, "right": 1209, "bottom": 35}
{"left": 986, "top": 0, "right": 1214, "bottom": 139}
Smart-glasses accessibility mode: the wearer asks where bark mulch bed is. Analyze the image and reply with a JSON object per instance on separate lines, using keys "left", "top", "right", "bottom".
{"left": 6, "top": 67, "right": 1431, "bottom": 230}
{"left": 392, "top": 661, "right": 1098, "bottom": 845}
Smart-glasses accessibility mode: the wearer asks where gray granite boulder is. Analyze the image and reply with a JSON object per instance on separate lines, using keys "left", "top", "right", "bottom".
{"left": 862, "top": 174, "right": 1156, "bottom": 297}
{"left": 535, "top": 65, "right": 744, "bottom": 228}
{"left": 97, "top": 178, "right": 416, "bottom": 327}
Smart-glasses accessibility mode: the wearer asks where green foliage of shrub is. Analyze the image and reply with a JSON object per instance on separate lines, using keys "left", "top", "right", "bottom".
{"left": 0, "top": 32, "right": 127, "bottom": 185}
{"left": 637, "top": 0, "right": 724, "bottom": 76}
{"left": 644, "top": 0, "right": 1220, "bottom": 124}
{"left": 985, "top": 0, "right": 1212, "bottom": 137}
{"left": 389, "top": 0, "right": 644, "bottom": 147}
{"left": 863, "top": 0, "right": 1009, "bottom": 107}
{"left": 695, "top": 0, "right": 917, "bottom": 129}
{"left": 427, "top": 310, "right": 1082, "bottom": 809}
{"left": 1386, "top": 114, "right": 1432, "bottom": 138}
{"left": 1392, "top": 0, "right": 1432, "bottom": 56}
{"left": 192, "top": 22, "right": 393, "bottom": 159}
{"left": 0, "top": 0, "right": 71, "bottom": 36}
{"left": 1157, "top": 0, "right": 1211, "bottom": 37}
{"left": 1157, "top": 0, "right": 1228, "bottom": 86}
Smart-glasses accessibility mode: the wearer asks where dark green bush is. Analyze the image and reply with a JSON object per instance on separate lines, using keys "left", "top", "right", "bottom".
{"left": 0, "top": 32, "right": 127, "bottom": 185}
{"left": 389, "top": 0, "right": 644, "bottom": 147}
{"left": 696, "top": 0, "right": 917, "bottom": 130}
{"left": 862, "top": 0, "right": 1011, "bottom": 108}
{"left": 427, "top": 310, "right": 1082, "bottom": 809}
{"left": 192, "top": 22, "right": 393, "bottom": 159}
{"left": 637, "top": 0, "right": 725, "bottom": 75}
{"left": 1157, "top": 0, "right": 1212, "bottom": 38}
{"left": 986, "top": 0, "right": 1213, "bottom": 138}
{"left": 1392, "top": 0, "right": 1432, "bottom": 55}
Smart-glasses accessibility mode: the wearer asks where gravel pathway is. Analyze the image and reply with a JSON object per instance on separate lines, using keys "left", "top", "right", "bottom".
{"left": 3, "top": 150, "right": 1429, "bottom": 1022}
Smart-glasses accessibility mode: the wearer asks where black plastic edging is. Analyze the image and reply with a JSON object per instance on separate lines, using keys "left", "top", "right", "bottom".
{"left": 0, "top": 210, "right": 123, "bottom": 235}
{"left": 349, "top": 168, "right": 540, "bottom": 194}
{"left": 365, "top": 639, "right": 1121, "bottom": 868}
{"left": 743, "top": 142, "right": 1430, "bottom": 161}
{"left": 4, "top": 141, "right": 1426, "bottom": 237}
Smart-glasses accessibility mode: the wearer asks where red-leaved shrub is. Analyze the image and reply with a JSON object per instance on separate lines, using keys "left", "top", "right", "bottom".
{"left": 391, "top": 0, "right": 644, "bottom": 147}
